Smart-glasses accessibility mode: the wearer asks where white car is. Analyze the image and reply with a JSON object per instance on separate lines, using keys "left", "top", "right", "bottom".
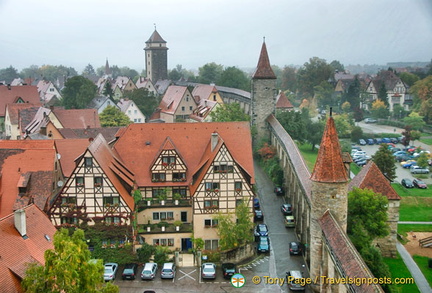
{"left": 104, "top": 263, "right": 119, "bottom": 281}
{"left": 202, "top": 263, "right": 216, "bottom": 279}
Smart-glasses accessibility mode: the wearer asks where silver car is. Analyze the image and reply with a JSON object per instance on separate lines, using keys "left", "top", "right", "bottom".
{"left": 161, "top": 262, "right": 176, "bottom": 279}
{"left": 202, "top": 262, "right": 216, "bottom": 279}
{"left": 141, "top": 262, "right": 158, "bottom": 280}
{"left": 104, "top": 262, "right": 118, "bottom": 281}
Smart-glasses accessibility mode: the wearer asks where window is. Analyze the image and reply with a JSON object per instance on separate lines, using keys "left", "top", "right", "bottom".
{"left": 61, "top": 196, "right": 77, "bottom": 205}
{"left": 172, "top": 188, "right": 187, "bottom": 197}
{"left": 181, "top": 106, "right": 185, "bottom": 111}
{"left": 134, "top": 110, "right": 137, "bottom": 114}
{"left": 173, "top": 172, "right": 186, "bottom": 181}
{"left": 106, "top": 217, "right": 120, "bottom": 224}
{"left": 189, "top": 106, "right": 193, "bottom": 111}
{"left": 61, "top": 217, "right": 77, "bottom": 224}
{"left": 204, "top": 239, "right": 219, "bottom": 250}
{"left": 204, "top": 200, "right": 219, "bottom": 209}
{"left": 152, "top": 188, "right": 167, "bottom": 198}
{"left": 152, "top": 173, "right": 166, "bottom": 182}
{"left": 76, "top": 177, "right": 84, "bottom": 187}
{"left": 152, "top": 212, "right": 174, "bottom": 221}
{"left": 204, "top": 219, "right": 218, "bottom": 228}
{"left": 213, "top": 94, "right": 217, "bottom": 101}
{"left": 235, "top": 182, "right": 242, "bottom": 191}
{"left": 84, "top": 157, "right": 93, "bottom": 167}
{"left": 153, "top": 238, "right": 174, "bottom": 246}
{"left": 162, "top": 156, "right": 175, "bottom": 165}
{"left": 103, "top": 197, "right": 119, "bottom": 206}
{"left": 94, "top": 177, "right": 103, "bottom": 187}
{"left": 186, "top": 96, "right": 189, "bottom": 102}
{"left": 205, "top": 182, "right": 220, "bottom": 191}
{"left": 213, "top": 164, "right": 233, "bottom": 173}
{"left": 138, "top": 118, "right": 141, "bottom": 122}
{"left": 128, "top": 110, "right": 131, "bottom": 114}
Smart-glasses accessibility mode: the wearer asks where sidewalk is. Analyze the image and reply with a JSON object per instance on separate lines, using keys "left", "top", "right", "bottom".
{"left": 396, "top": 242, "right": 432, "bottom": 293}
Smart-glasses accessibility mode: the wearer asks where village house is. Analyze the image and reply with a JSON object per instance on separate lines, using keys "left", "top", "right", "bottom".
{"left": 117, "top": 98, "right": 146, "bottom": 123}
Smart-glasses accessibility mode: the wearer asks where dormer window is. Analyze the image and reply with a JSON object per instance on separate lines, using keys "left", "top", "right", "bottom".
{"left": 162, "top": 156, "right": 175, "bottom": 166}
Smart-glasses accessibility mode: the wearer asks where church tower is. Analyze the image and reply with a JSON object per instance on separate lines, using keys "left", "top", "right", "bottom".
{"left": 309, "top": 110, "right": 349, "bottom": 291}
{"left": 251, "top": 40, "right": 277, "bottom": 142}
{"left": 144, "top": 29, "right": 168, "bottom": 82}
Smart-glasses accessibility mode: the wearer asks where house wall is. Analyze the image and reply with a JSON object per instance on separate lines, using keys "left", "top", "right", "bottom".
{"left": 125, "top": 102, "right": 146, "bottom": 123}
{"left": 173, "top": 92, "right": 197, "bottom": 122}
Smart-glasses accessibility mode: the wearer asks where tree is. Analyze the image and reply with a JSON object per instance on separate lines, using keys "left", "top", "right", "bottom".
{"left": 62, "top": 76, "right": 97, "bottom": 109}
{"left": 410, "top": 75, "right": 432, "bottom": 123}
{"left": 330, "top": 60, "right": 345, "bottom": 72}
{"left": 417, "top": 152, "right": 430, "bottom": 169}
{"left": 209, "top": 102, "right": 250, "bottom": 122}
{"left": 102, "top": 80, "right": 114, "bottom": 99}
{"left": 218, "top": 67, "right": 249, "bottom": 91}
{"left": 370, "top": 99, "right": 389, "bottom": 119}
{"left": 399, "top": 72, "right": 420, "bottom": 87}
{"left": 119, "top": 67, "right": 139, "bottom": 80}
{"left": 306, "top": 121, "right": 325, "bottom": 151}
{"left": 403, "top": 111, "right": 426, "bottom": 130}
{"left": 350, "top": 126, "right": 363, "bottom": 143}
{"left": 281, "top": 66, "right": 297, "bottom": 92}
{"left": 392, "top": 104, "right": 406, "bottom": 120}
{"left": 277, "top": 108, "right": 309, "bottom": 143}
{"left": 39, "top": 65, "right": 77, "bottom": 82}
{"left": 377, "top": 83, "right": 389, "bottom": 107}
{"left": 22, "top": 229, "right": 118, "bottom": 293}
{"left": 168, "top": 64, "right": 196, "bottom": 81}
{"left": 20, "top": 65, "right": 40, "bottom": 80}
{"left": 99, "top": 105, "right": 132, "bottom": 127}
{"left": 344, "top": 77, "right": 361, "bottom": 110}
{"left": 153, "top": 246, "right": 170, "bottom": 266}
{"left": 0, "top": 66, "right": 19, "bottom": 83}
{"left": 198, "top": 62, "right": 223, "bottom": 85}
{"left": 296, "top": 57, "right": 333, "bottom": 98}
{"left": 333, "top": 114, "right": 353, "bottom": 137}
{"left": 82, "top": 64, "right": 96, "bottom": 77}
{"left": 372, "top": 144, "right": 397, "bottom": 181}
{"left": 341, "top": 101, "right": 351, "bottom": 113}
{"left": 123, "top": 88, "right": 159, "bottom": 120}
{"left": 314, "top": 81, "right": 335, "bottom": 109}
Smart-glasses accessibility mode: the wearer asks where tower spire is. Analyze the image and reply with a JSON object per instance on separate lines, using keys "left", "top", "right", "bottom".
{"left": 252, "top": 40, "right": 276, "bottom": 79}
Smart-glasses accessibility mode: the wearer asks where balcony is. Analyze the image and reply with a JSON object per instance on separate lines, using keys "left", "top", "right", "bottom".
{"left": 138, "top": 223, "right": 193, "bottom": 234}
{"left": 136, "top": 199, "right": 192, "bottom": 211}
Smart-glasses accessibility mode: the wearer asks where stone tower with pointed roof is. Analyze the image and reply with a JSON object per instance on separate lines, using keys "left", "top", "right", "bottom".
{"left": 251, "top": 40, "right": 277, "bottom": 142}
{"left": 144, "top": 29, "right": 168, "bottom": 82}
{"left": 309, "top": 112, "right": 349, "bottom": 289}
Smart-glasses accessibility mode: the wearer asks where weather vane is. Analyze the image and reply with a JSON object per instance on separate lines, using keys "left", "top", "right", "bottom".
{"left": 154, "top": 23, "right": 156, "bottom": 30}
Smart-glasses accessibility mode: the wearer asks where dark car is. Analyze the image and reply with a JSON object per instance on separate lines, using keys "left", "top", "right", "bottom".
{"left": 122, "top": 263, "right": 138, "bottom": 280}
{"left": 254, "top": 209, "right": 264, "bottom": 222}
{"left": 289, "top": 241, "right": 302, "bottom": 255}
{"left": 254, "top": 224, "right": 269, "bottom": 239}
{"left": 221, "top": 263, "right": 237, "bottom": 280}
{"left": 281, "top": 203, "right": 293, "bottom": 215}
{"left": 375, "top": 138, "right": 382, "bottom": 144}
{"left": 413, "top": 178, "right": 427, "bottom": 189}
{"left": 256, "top": 236, "right": 270, "bottom": 253}
{"left": 274, "top": 186, "right": 284, "bottom": 196}
{"left": 253, "top": 198, "right": 260, "bottom": 209}
{"left": 382, "top": 138, "right": 391, "bottom": 143}
{"left": 390, "top": 137, "right": 399, "bottom": 144}
{"left": 367, "top": 139, "right": 374, "bottom": 145}
{"left": 401, "top": 178, "right": 414, "bottom": 188}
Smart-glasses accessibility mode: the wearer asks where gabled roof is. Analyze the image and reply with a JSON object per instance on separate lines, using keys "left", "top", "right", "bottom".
{"left": 52, "top": 108, "right": 101, "bottom": 129}
{"left": 275, "top": 91, "right": 294, "bottom": 109}
{"left": 117, "top": 98, "right": 134, "bottom": 112}
{"left": 0, "top": 140, "right": 56, "bottom": 218}
{"left": 319, "top": 211, "right": 382, "bottom": 293}
{"left": 0, "top": 85, "right": 40, "bottom": 116}
{"left": 113, "top": 122, "right": 254, "bottom": 187}
{"left": 87, "top": 134, "right": 135, "bottom": 209}
{"left": 54, "top": 139, "right": 91, "bottom": 177}
{"left": 154, "top": 79, "right": 172, "bottom": 95}
{"left": 192, "top": 84, "right": 218, "bottom": 103}
{"left": 252, "top": 41, "right": 276, "bottom": 79}
{"left": 58, "top": 127, "right": 122, "bottom": 143}
{"left": 87, "top": 96, "right": 115, "bottom": 110}
{"left": 146, "top": 29, "right": 166, "bottom": 43}
{"left": 5, "top": 103, "right": 40, "bottom": 126}
{"left": 348, "top": 161, "right": 401, "bottom": 200}
{"left": 136, "top": 77, "right": 154, "bottom": 90}
{"left": 311, "top": 115, "right": 348, "bottom": 183}
{"left": 0, "top": 204, "right": 56, "bottom": 291}
{"left": 189, "top": 99, "right": 218, "bottom": 122}
{"left": 159, "top": 85, "right": 191, "bottom": 115}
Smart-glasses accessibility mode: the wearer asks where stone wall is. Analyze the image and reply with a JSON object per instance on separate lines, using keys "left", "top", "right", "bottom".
{"left": 219, "top": 243, "right": 255, "bottom": 264}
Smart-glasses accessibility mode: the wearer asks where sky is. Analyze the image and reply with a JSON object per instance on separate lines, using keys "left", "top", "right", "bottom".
{"left": 0, "top": 0, "right": 431, "bottom": 74}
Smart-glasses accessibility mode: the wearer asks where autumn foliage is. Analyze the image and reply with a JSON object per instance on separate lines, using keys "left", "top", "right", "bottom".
{"left": 257, "top": 143, "right": 276, "bottom": 160}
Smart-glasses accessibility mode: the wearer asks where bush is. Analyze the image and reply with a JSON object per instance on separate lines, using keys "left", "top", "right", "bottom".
{"left": 428, "top": 258, "right": 432, "bottom": 268}
{"left": 153, "top": 246, "right": 171, "bottom": 265}
{"left": 137, "top": 243, "right": 156, "bottom": 264}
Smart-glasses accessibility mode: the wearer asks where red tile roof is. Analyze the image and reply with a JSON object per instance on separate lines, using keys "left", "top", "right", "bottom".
{"left": 0, "top": 204, "right": 56, "bottom": 291}
{"left": 5, "top": 103, "right": 40, "bottom": 126}
{"left": 192, "top": 84, "right": 218, "bottom": 103}
{"left": 146, "top": 30, "right": 166, "bottom": 43}
{"left": 275, "top": 91, "right": 294, "bottom": 109}
{"left": 319, "top": 211, "right": 383, "bottom": 293}
{"left": 52, "top": 108, "right": 101, "bottom": 129}
{"left": 54, "top": 139, "right": 91, "bottom": 177}
{"left": 0, "top": 85, "right": 40, "bottom": 116}
{"left": 113, "top": 122, "right": 254, "bottom": 188}
{"left": 311, "top": 116, "right": 348, "bottom": 183}
{"left": 158, "top": 86, "right": 191, "bottom": 115}
{"left": 252, "top": 42, "right": 276, "bottom": 79}
{"left": 348, "top": 161, "right": 401, "bottom": 200}
{"left": 57, "top": 127, "right": 122, "bottom": 143}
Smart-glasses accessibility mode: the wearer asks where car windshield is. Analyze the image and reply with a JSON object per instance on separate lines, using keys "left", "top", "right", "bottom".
{"left": 259, "top": 225, "right": 267, "bottom": 232}
{"left": 291, "top": 243, "right": 298, "bottom": 249}
{"left": 203, "top": 267, "right": 214, "bottom": 273}
{"left": 104, "top": 268, "right": 112, "bottom": 273}
{"left": 123, "top": 269, "right": 133, "bottom": 273}
{"left": 162, "top": 269, "right": 172, "bottom": 273}
{"left": 143, "top": 270, "right": 151, "bottom": 274}
{"left": 260, "top": 239, "right": 268, "bottom": 245}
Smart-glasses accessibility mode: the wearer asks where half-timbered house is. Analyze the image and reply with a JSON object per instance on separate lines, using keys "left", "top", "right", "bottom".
{"left": 48, "top": 134, "right": 135, "bottom": 228}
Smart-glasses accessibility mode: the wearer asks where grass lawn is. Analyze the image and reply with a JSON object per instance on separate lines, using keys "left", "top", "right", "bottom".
{"left": 399, "top": 197, "right": 432, "bottom": 221}
{"left": 383, "top": 253, "right": 420, "bottom": 293}
{"left": 419, "top": 138, "right": 432, "bottom": 145}
{"left": 412, "top": 255, "right": 432, "bottom": 288}
{"left": 296, "top": 143, "right": 318, "bottom": 172}
{"left": 398, "top": 224, "right": 432, "bottom": 236}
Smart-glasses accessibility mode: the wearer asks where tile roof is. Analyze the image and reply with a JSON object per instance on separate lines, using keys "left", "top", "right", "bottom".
{"left": 117, "top": 98, "right": 133, "bottom": 112}
{"left": 158, "top": 85, "right": 190, "bottom": 115}
{"left": 192, "top": 84, "right": 218, "bottom": 103}
{"left": 146, "top": 29, "right": 167, "bottom": 43}
{"left": 252, "top": 41, "right": 276, "bottom": 79}
{"left": 52, "top": 108, "right": 101, "bottom": 129}
{"left": 13, "top": 171, "right": 54, "bottom": 211}
{"left": 0, "top": 204, "right": 56, "bottom": 292}
{"left": 5, "top": 103, "right": 40, "bottom": 126}
{"left": 57, "top": 127, "right": 122, "bottom": 143}
{"left": 154, "top": 79, "right": 172, "bottom": 95}
{"left": 311, "top": 116, "right": 348, "bottom": 183}
{"left": 319, "top": 211, "right": 383, "bottom": 293}
{"left": 54, "top": 139, "right": 91, "bottom": 177}
{"left": 189, "top": 99, "right": 218, "bottom": 122}
{"left": 113, "top": 122, "right": 254, "bottom": 188}
{"left": 0, "top": 85, "right": 40, "bottom": 116}
{"left": 348, "top": 161, "right": 401, "bottom": 200}
{"left": 275, "top": 91, "right": 294, "bottom": 109}
{"left": 0, "top": 140, "right": 56, "bottom": 218}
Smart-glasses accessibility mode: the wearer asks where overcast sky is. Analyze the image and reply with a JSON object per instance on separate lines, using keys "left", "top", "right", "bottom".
{"left": 1, "top": 0, "right": 431, "bottom": 73}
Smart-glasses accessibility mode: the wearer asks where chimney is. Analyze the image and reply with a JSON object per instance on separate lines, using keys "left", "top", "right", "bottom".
{"left": 211, "top": 132, "right": 218, "bottom": 152}
{"left": 7, "top": 84, "right": 11, "bottom": 90}
{"left": 14, "top": 209, "right": 27, "bottom": 239}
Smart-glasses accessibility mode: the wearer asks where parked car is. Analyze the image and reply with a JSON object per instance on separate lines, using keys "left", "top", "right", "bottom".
{"left": 104, "top": 263, "right": 118, "bottom": 281}
{"left": 351, "top": 150, "right": 367, "bottom": 157}
{"left": 201, "top": 263, "right": 216, "bottom": 279}
{"left": 221, "top": 263, "right": 237, "bottom": 280}
{"left": 161, "top": 262, "right": 176, "bottom": 279}
{"left": 367, "top": 138, "right": 374, "bottom": 145}
{"left": 289, "top": 241, "right": 302, "bottom": 255}
{"left": 351, "top": 146, "right": 362, "bottom": 152}
{"left": 401, "top": 178, "right": 414, "bottom": 188}
{"left": 391, "top": 147, "right": 402, "bottom": 153}
{"left": 356, "top": 159, "right": 368, "bottom": 167}
{"left": 375, "top": 138, "right": 382, "bottom": 144}
{"left": 256, "top": 236, "right": 270, "bottom": 253}
{"left": 254, "top": 209, "right": 264, "bottom": 222}
{"left": 141, "top": 262, "right": 158, "bottom": 280}
{"left": 382, "top": 138, "right": 391, "bottom": 143}
{"left": 393, "top": 151, "right": 407, "bottom": 156}
{"left": 254, "top": 224, "right": 269, "bottom": 239}
{"left": 286, "top": 270, "right": 306, "bottom": 291}
{"left": 253, "top": 198, "right": 260, "bottom": 209}
{"left": 281, "top": 203, "right": 293, "bottom": 215}
{"left": 358, "top": 139, "right": 366, "bottom": 146}
{"left": 274, "top": 186, "right": 284, "bottom": 196}
{"left": 413, "top": 178, "right": 428, "bottom": 189}
{"left": 284, "top": 215, "right": 295, "bottom": 228}
{"left": 364, "top": 118, "right": 377, "bottom": 123}
{"left": 395, "top": 154, "right": 414, "bottom": 162}
{"left": 401, "top": 160, "right": 417, "bottom": 168}
{"left": 390, "top": 138, "right": 399, "bottom": 144}
{"left": 410, "top": 165, "right": 430, "bottom": 174}
{"left": 122, "top": 263, "right": 138, "bottom": 280}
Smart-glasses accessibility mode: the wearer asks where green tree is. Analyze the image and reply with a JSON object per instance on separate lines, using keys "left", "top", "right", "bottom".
{"left": 296, "top": 57, "right": 333, "bottom": 98}
{"left": 392, "top": 104, "right": 406, "bottom": 120}
{"left": 341, "top": 101, "right": 351, "bottom": 113}
{"left": 410, "top": 130, "right": 422, "bottom": 145}
{"left": 277, "top": 108, "right": 309, "bottom": 143}
{"left": 119, "top": 67, "right": 139, "bottom": 80}
{"left": 399, "top": 72, "right": 420, "bottom": 87}
{"left": 281, "top": 66, "right": 297, "bottom": 92}
{"left": 344, "top": 77, "right": 361, "bottom": 110}
{"left": 82, "top": 64, "right": 96, "bottom": 77}
{"left": 333, "top": 114, "right": 353, "bottom": 137}
{"left": 102, "top": 80, "right": 114, "bottom": 99}
{"left": 39, "top": 65, "right": 77, "bottom": 82}
{"left": 0, "top": 66, "right": 19, "bottom": 83}
{"left": 314, "top": 81, "right": 335, "bottom": 109}
{"left": 410, "top": 75, "right": 432, "bottom": 123}
{"left": 22, "top": 229, "right": 118, "bottom": 293}
{"left": 137, "top": 243, "right": 156, "bottom": 264}
{"left": 62, "top": 76, "right": 97, "bottom": 109}
{"left": 20, "top": 65, "right": 40, "bottom": 80}
{"left": 153, "top": 246, "right": 170, "bottom": 266}
{"left": 198, "top": 62, "right": 223, "bottom": 85}
{"left": 350, "top": 126, "right": 363, "bottom": 143}
{"left": 218, "top": 66, "right": 249, "bottom": 91}
{"left": 123, "top": 88, "right": 159, "bottom": 120}
{"left": 372, "top": 144, "right": 396, "bottom": 181}
{"left": 416, "top": 152, "right": 430, "bottom": 169}
{"left": 378, "top": 83, "right": 389, "bottom": 107}
{"left": 306, "top": 120, "right": 325, "bottom": 151}
{"left": 209, "top": 102, "right": 250, "bottom": 122}
{"left": 99, "top": 105, "right": 131, "bottom": 127}
{"left": 370, "top": 99, "right": 389, "bottom": 119}
{"left": 403, "top": 111, "right": 426, "bottom": 130}
{"left": 360, "top": 245, "right": 392, "bottom": 293}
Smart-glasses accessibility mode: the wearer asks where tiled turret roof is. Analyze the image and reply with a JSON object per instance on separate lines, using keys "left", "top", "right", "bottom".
{"left": 252, "top": 41, "right": 276, "bottom": 79}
